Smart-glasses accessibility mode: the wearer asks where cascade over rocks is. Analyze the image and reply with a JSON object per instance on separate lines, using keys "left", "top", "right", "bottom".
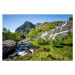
{"left": 41, "top": 21, "right": 73, "bottom": 39}
{"left": 16, "top": 39, "right": 35, "bottom": 56}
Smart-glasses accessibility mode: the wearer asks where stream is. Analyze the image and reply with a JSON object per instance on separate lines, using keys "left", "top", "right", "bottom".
{"left": 3, "top": 39, "right": 34, "bottom": 61}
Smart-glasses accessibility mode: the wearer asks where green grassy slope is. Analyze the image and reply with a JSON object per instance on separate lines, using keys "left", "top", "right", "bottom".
{"left": 14, "top": 17, "right": 73, "bottom": 61}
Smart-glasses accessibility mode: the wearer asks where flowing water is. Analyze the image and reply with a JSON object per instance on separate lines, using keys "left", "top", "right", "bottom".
{"left": 3, "top": 39, "right": 34, "bottom": 61}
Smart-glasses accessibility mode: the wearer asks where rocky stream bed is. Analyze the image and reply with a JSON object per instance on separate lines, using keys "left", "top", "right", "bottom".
{"left": 2, "top": 39, "right": 35, "bottom": 61}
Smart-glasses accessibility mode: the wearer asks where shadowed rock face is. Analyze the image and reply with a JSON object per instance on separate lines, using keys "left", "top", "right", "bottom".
{"left": 2, "top": 40, "right": 17, "bottom": 59}
{"left": 41, "top": 21, "right": 73, "bottom": 39}
{"left": 15, "top": 21, "right": 35, "bottom": 35}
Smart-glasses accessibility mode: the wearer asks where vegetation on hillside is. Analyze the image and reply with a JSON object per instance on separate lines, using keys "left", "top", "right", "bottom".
{"left": 2, "top": 27, "right": 25, "bottom": 41}
{"left": 15, "top": 21, "right": 35, "bottom": 35}
{"left": 14, "top": 17, "right": 73, "bottom": 61}
{"left": 14, "top": 33, "right": 73, "bottom": 61}
{"left": 26, "top": 21, "right": 62, "bottom": 39}
{"left": 3, "top": 17, "right": 73, "bottom": 61}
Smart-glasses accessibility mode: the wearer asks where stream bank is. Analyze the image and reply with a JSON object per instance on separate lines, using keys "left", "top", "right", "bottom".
{"left": 3, "top": 39, "right": 36, "bottom": 61}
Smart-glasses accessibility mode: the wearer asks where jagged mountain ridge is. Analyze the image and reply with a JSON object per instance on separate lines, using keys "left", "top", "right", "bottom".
{"left": 15, "top": 17, "right": 73, "bottom": 37}
{"left": 15, "top": 21, "right": 35, "bottom": 35}
{"left": 15, "top": 21, "right": 62, "bottom": 35}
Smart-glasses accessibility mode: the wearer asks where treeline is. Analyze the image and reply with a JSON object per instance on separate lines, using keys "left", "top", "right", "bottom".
{"left": 2, "top": 27, "right": 26, "bottom": 41}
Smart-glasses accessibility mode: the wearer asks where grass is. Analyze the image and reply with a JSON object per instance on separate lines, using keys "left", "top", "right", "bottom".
{"left": 14, "top": 39, "right": 73, "bottom": 61}
{"left": 14, "top": 19, "right": 73, "bottom": 61}
{"left": 26, "top": 21, "right": 62, "bottom": 39}
{"left": 31, "top": 40, "right": 38, "bottom": 46}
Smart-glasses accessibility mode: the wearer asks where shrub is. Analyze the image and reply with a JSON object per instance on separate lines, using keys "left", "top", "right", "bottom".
{"left": 54, "top": 34, "right": 65, "bottom": 46}
{"left": 18, "top": 41, "right": 23, "bottom": 45}
{"left": 14, "top": 54, "right": 33, "bottom": 61}
{"left": 50, "top": 39, "right": 56, "bottom": 47}
{"left": 44, "top": 34, "right": 50, "bottom": 40}
{"left": 63, "top": 34, "right": 73, "bottom": 45}
{"left": 34, "top": 47, "right": 50, "bottom": 54}
{"left": 2, "top": 27, "right": 26, "bottom": 41}
{"left": 69, "top": 17, "right": 73, "bottom": 21}
{"left": 36, "top": 37, "right": 50, "bottom": 45}
{"left": 34, "top": 47, "right": 45, "bottom": 54}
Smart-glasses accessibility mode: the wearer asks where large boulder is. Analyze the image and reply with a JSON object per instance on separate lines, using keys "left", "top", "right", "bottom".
{"left": 2, "top": 40, "right": 17, "bottom": 59}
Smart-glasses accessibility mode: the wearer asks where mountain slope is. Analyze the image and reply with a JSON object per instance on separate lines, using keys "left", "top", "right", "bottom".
{"left": 26, "top": 17, "right": 73, "bottom": 40}
{"left": 15, "top": 21, "right": 35, "bottom": 35}
{"left": 14, "top": 17, "right": 73, "bottom": 61}
{"left": 26, "top": 21, "right": 62, "bottom": 38}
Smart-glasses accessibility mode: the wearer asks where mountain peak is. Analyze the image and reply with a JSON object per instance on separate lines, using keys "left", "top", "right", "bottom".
{"left": 15, "top": 21, "right": 35, "bottom": 35}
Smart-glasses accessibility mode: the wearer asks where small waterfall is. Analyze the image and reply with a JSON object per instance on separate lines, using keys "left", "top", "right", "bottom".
{"left": 61, "top": 21, "right": 67, "bottom": 27}
{"left": 41, "top": 21, "right": 69, "bottom": 40}
{"left": 52, "top": 30, "right": 70, "bottom": 39}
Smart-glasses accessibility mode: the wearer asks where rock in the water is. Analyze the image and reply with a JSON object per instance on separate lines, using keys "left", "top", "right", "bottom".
{"left": 8, "top": 52, "right": 18, "bottom": 59}
{"left": 16, "top": 39, "right": 35, "bottom": 56}
{"left": 29, "top": 48, "right": 34, "bottom": 54}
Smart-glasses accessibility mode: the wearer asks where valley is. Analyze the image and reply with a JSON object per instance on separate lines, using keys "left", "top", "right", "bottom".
{"left": 2, "top": 17, "right": 73, "bottom": 61}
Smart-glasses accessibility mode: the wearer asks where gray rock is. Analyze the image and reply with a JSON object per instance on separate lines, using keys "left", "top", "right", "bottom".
{"left": 8, "top": 52, "right": 18, "bottom": 59}
{"left": 2, "top": 40, "right": 17, "bottom": 59}
{"left": 41, "top": 21, "right": 72, "bottom": 40}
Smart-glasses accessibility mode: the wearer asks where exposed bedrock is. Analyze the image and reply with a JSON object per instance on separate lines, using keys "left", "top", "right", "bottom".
{"left": 41, "top": 21, "right": 73, "bottom": 39}
{"left": 2, "top": 40, "right": 17, "bottom": 59}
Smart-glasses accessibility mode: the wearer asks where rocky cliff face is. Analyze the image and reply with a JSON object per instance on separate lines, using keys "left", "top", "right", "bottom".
{"left": 15, "top": 21, "right": 35, "bottom": 35}
{"left": 41, "top": 20, "right": 73, "bottom": 39}
{"left": 2, "top": 40, "right": 17, "bottom": 59}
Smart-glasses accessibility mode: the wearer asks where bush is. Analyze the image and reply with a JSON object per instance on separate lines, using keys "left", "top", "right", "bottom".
{"left": 44, "top": 34, "right": 49, "bottom": 40}
{"left": 54, "top": 34, "right": 65, "bottom": 46}
{"left": 36, "top": 37, "right": 50, "bottom": 45}
{"left": 69, "top": 17, "right": 73, "bottom": 21}
{"left": 50, "top": 39, "right": 56, "bottom": 47}
{"left": 18, "top": 41, "right": 23, "bottom": 45}
{"left": 2, "top": 27, "right": 26, "bottom": 41}
{"left": 63, "top": 34, "right": 73, "bottom": 45}
{"left": 34, "top": 47, "right": 45, "bottom": 54}
{"left": 34, "top": 46, "right": 50, "bottom": 54}
{"left": 14, "top": 54, "right": 33, "bottom": 61}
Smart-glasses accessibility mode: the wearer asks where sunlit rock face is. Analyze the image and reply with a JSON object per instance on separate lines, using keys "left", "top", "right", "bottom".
{"left": 41, "top": 21, "right": 73, "bottom": 39}
{"left": 15, "top": 21, "right": 35, "bottom": 35}
{"left": 3, "top": 40, "right": 16, "bottom": 46}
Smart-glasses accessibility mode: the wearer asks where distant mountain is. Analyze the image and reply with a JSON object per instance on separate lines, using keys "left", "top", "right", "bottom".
{"left": 15, "top": 21, "right": 35, "bottom": 35}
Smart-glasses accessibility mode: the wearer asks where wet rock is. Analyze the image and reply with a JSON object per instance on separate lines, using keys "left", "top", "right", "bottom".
{"left": 16, "top": 39, "right": 35, "bottom": 56}
{"left": 28, "top": 48, "right": 34, "bottom": 54}
{"left": 17, "top": 50, "right": 28, "bottom": 56}
{"left": 8, "top": 52, "right": 18, "bottom": 59}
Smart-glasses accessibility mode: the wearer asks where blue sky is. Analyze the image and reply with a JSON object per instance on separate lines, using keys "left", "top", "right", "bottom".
{"left": 3, "top": 14, "right": 73, "bottom": 32}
